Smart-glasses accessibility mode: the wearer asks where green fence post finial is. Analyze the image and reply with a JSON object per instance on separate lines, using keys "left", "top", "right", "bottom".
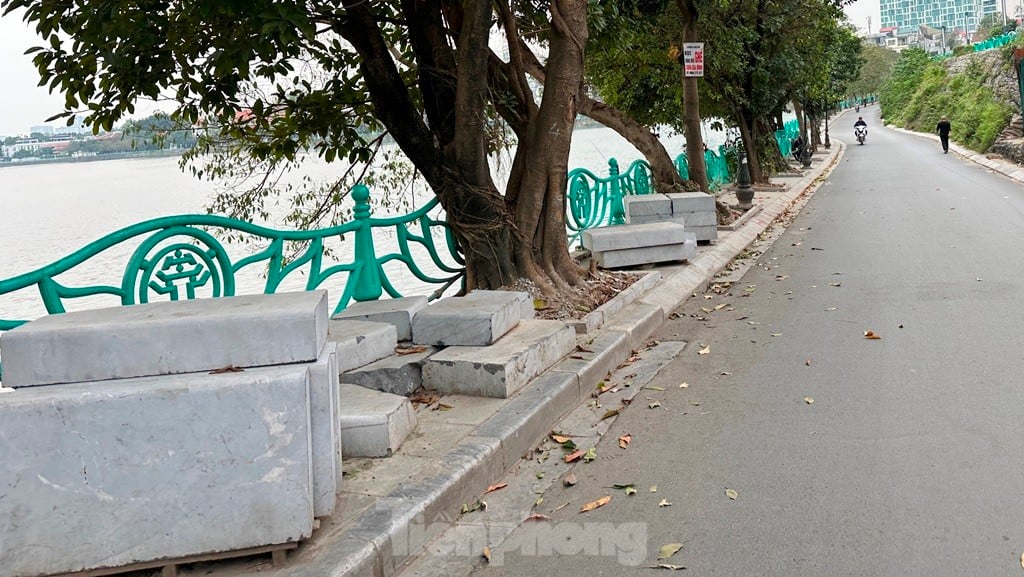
{"left": 350, "top": 184, "right": 383, "bottom": 302}
{"left": 608, "top": 158, "right": 625, "bottom": 225}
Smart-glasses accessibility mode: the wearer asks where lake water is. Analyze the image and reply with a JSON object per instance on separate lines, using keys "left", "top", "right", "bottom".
{"left": 0, "top": 125, "right": 724, "bottom": 323}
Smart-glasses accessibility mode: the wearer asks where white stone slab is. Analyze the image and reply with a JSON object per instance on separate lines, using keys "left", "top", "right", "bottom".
{"left": 328, "top": 319, "right": 398, "bottom": 373}
{"left": 471, "top": 289, "right": 535, "bottom": 321}
{"left": 411, "top": 291, "right": 525, "bottom": 346}
{"left": 665, "top": 191, "right": 716, "bottom": 212}
{"left": 624, "top": 194, "right": 672, "bottom": 217}
{"left": 0, "top": 366, "right": 315, "bottom": 576}
{"left": 0, "top": 291, "right": 328, "bottom": 388}
{"left": 331, "top": 296, "right": 428, "bottom": 341}
{"left": 422, "top": 319, "right": 577, "bottom": 398}
{"left": 688, "top": 224, "right": 719, "bottom": 241}
{"left": 339, "top": 383, "right": 418, "bottom": 458}
{"left": 582, "top": 221, "right": 688, "bottom": 252}
{"left": 308, "top": 349, "right": 341, "bottom": 517}
{"left": 593, "top": 243, "right": 692, "bottom": 268}
{"left": 674, "top": 209, "right": 717, "bottom": 227}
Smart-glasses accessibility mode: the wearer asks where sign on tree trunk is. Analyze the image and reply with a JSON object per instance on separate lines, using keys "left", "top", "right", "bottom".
{"left": 684, "top": 43, "right": 704, "bottom": 77}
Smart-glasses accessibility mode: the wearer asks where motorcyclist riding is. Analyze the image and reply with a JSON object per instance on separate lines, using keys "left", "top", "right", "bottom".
{"left": 854, "top": 116, "right": 868, "bottom": 145}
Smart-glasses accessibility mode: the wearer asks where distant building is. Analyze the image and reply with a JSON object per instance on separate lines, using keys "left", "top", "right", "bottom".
{"left": 880, "top": 0, "right": 991, "bottom": 36}
{"left": 30, "top": 125, "right": 53, "bottom": 136}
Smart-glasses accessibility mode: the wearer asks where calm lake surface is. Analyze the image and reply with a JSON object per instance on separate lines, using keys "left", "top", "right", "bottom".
{"left": 0, "top": 126, "right": 722, "bottom": 323}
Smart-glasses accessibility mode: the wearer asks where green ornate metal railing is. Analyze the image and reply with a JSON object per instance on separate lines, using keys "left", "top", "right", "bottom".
{"left": 0, "top": 184, "right": 464, "bottom": 336}
{"left": 566, "top": 157, "right": 654, "bottom": 238}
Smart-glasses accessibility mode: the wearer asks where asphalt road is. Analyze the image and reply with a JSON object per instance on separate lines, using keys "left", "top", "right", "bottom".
{"left": 463, "top": 109, "right": 1024, "bottom": 576}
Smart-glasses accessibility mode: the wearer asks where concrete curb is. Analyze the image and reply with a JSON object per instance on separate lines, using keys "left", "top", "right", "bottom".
{"left": 259, "top": 144, "right": 846, "bottom": 577}
{"left": 887, "top": 124, "right": 1024, "bottom": 184}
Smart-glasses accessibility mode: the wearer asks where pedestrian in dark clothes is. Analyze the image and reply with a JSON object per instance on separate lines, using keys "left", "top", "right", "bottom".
{"left": 936, "top": 116, "right": 951, "bottom": 153}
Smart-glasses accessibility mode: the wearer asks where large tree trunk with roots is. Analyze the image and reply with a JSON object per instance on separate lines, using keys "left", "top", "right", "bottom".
{"left": 341, "top": 0, "right": 586, "bottom": 294}
{"left": 735, "top": 110, "right": 767, "bottom": 184}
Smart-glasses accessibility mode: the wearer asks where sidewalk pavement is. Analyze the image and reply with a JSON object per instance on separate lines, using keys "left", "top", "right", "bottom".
{"left": 217, "top": 125, "right": 1021, "bottom": 577}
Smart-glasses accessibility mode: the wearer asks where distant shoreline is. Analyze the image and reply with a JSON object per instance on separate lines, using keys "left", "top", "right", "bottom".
{"left": 0, "top": 148, "right": 184, "bottom": 169}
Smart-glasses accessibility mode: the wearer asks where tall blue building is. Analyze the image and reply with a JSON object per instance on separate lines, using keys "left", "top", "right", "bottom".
{"left": 879, "top": 0, "right": 1002, "bottom": 34}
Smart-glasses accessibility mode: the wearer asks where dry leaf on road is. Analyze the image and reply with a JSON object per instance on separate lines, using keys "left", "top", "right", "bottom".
{"left": 619, "top": 434, "right": 632, "bottom": 449}
{"left": 805, "top": 359, "right": 812, "bottom": 366}
{"left": 725, "top": 488, "right": 739, "bottom": 500}
{"left": 650, "top": 564, "right": 686, "bottom": 570}
{"left": 395, "top": 345, "right": 428, "bottom": 355}
{"left": 659, "top": 499, "right": 672, "bottom": 507}
{"left": 564, "top": 473, "right": 578, "bottom": 486}
{"left": 602, "top": 408, "right": 620, "bottom": 420}
{"left": 658, "top": 543, "right": 683, "bottom": 560}
{"left": 804, "top": 397, "right": 815, "bottom": 404}
{"left": 698, "top": 345, "right": 710, "bottom": 355}
{"left": 525, "top": 514, "right": 551, "bottom": 522}
{"left": 565, "top": 450, "right": 584, "bottom": 463}
{"left": 679, "top": 382, "right": 690, "bottom": 388}
{"left": 483, "top": 546, "right": 491, "bottom": 563}
{"left": 485, "top": 482, "right": 508, "bottom": 494}
{"left": 863, "top": 330, "right": 882, "bottom": 339}
{"left": 550, "top": 433, "right": 571, "bottom": 444}
{"left": 580, "top": 496, "right": 611, "bottom": 513}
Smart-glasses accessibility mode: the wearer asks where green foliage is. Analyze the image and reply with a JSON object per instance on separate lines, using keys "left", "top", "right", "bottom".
{"left": 880, "top": 49, "right": 1013, "bottom": 152}
{"left": 848, "top": 45, "right": 899, "bottom": 98}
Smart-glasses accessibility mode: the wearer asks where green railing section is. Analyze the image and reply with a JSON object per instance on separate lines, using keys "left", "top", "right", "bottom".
{"left": 0, "top": 184, "right": 464, "bottom": 335}
{"left": 973, "top": 31, "right": 1018, "bottom": 52}
{"left": 775, "top": 119, "right": 801, "bottom": 158}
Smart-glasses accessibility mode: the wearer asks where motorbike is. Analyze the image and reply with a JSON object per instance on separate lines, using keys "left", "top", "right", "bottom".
{"left": 855, "top": 125, "right": 867, "bottom": 145}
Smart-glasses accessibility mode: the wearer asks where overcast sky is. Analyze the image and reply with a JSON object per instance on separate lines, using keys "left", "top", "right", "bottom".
{"left": 2, "top": 2, "right": 883, "bottom": 138}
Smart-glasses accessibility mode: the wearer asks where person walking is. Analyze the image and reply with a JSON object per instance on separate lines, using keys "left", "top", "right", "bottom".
{"left": 936, "top": 116, "right": 951, "bottom": 154}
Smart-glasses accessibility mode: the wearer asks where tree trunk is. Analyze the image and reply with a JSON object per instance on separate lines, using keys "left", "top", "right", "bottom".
{"left": 505, "top": 0, "right": 587, "bottom": 292}
{"left": 736, "top": 110, "right": 765, "bottom": 183}
{"left": 677, "top": 0, "right": 710, "bottom": 194}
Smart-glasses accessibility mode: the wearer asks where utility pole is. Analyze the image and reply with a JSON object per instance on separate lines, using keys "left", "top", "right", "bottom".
{"left": 867, "top": 16, "right": 872, "bottom": 35}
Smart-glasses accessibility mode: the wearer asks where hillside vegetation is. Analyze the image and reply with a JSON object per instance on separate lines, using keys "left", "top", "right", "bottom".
{"left": 879, "top": 39, "right": 1023, "bottom": 152}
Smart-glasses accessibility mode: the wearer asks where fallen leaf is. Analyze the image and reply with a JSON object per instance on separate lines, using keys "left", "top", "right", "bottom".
{"left": 805, "top": 359, "right": 812, "bottom": 366}
{"left": 533, "top": 298, "right": 549, "bottom": 311}
{"left": 698, "top": 345, "right": 710, "bottom": 355}
{"left": 649, "top": 402, "right": 662, "bottom": 409}
{"left": 551, "top": 433, "right": 571, "bottom": 444}
{"left": 714, "top": 303, "right": 728, "bottom": 310}
{"left": 804, "top": 397, "right": 814, "bottom": 404}
{"left": 535, "top": 496, "right": 543, "bottom": 507}
{"left": 720, "top": 371, "right": 731, "bottom": 376}
{"left": 580, "top": 496, "right": 611, "bottom": 513}
{"left": 394, "top": 345, "right": 428, "bottom": 355}
{"left": 565, "top": 450, "right": 585, "bottom": 463}
{"left": 658, "top": 543, "right": 684, "bottom": 560}
{"left": 564, "top": 473, "right": 578, "bottom": 486}
{"left": 601, "top": 408, "right": 620, "bottom": 420}
{"left": 619, "top": 434, "right": 632, "bottom": 449}
{"left": 828, "top": 282, "right": 841, "bottom": 287}
{"left": 703, "top": 295, "right": 713, "bottom": 300}
{"left": 485, "top": 482, "right": 508, "bottom": 494}
{"left": 770, "top": 333, "right": 783, "bottom": 337}
{"left": 583, "top": 448, "right": 598, "bottom": 462}
{"left": 650, "top": 485, "right": 658, "bottom": 492}
{"left": 461, "top": 500, "right": 487, "bottom": 514}
{"left": 483, "top": 546, "right": 491, "bottom": 563}
{"left": 650, "top": 563, "right": 686, "bottom": 570}
{"left": 560, "top": 439, "right": 578, "bottom": 451}
{"left": 863, "top": 330, "right": 882, "bottom": 340}
{"left": 434, "top": 403, "right": 453, "bottom": 411}
{"left": 689, "top": 401, "right": 701, "bottom": 407}
{"left": 645, "top": 385, "right": 666, "bottom": 391}
{"left": 701, "top": 307, "right": 713, "bottom": 314}
{"left": 625, "top": 487, "right": 638, "bottom": 496}
{"left": 536, "top": 471, "right": 545, "bottom": 480}
{"left": 569, "top": 354, "right": 585, "bottom": 360}
{"left": 725, "top": 488, "right": 739, "bottom": 500}
{"left": 825, "top": 307, "right": 838, "bottom": 311}
{"left": 525, "top": 514, "right": 551, "bottom": 522}
{"left": 679, "top": 382, "right": 690, "bottom": 388}
{"left": 209, "top": 365, "right": 244, "bottom": 374}
{"left": 658, "top": 498, "right": 672, "bottom": 507}
{"left": 775, "top": 275, "right": 790, "bottom": 281}
{"left": 811, "top": 247, "right": 824, "bottom": 251}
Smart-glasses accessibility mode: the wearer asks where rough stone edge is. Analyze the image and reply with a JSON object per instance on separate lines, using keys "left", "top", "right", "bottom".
{"left": 256, "top": 144, "right": 846, "bottom": 577}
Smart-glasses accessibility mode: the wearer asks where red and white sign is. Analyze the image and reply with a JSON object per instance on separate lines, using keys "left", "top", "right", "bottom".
{"left": 683, "top": 42, "right": 704, "bottom": 77}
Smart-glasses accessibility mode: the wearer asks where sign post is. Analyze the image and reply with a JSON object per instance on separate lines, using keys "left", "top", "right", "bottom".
{"left": 683, "top": 42, "right": 704, "bottom": 78}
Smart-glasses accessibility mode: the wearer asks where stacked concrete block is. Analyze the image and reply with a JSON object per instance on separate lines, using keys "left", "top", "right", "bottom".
{"left": 666, "top": 191, "right": 718, "bottom": 242}
{"left": 623, "top": 191, "right": 718, "bottom": 242}
{"left": 582, "top": 221, "right": 696, "bottom": 269}
{"left": 411, "top": 290, "right": 528, "bottom": 346}
{"left": 331, "top": 296, "right": 428, "bottom": 341}
{"left": 328, "top": 318, "right": 398, "bottom": 373}
{"left": 0, "top": 291, "right": 341, "bottom": 577}
{"left": 338, "top": 383, "right": 419, "bottom": 458}
{"left": 422, "top": 319, "right": 577, "bottom": 398}
{"left": 340, "top": 345, "right": 439, "bottom": 396}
